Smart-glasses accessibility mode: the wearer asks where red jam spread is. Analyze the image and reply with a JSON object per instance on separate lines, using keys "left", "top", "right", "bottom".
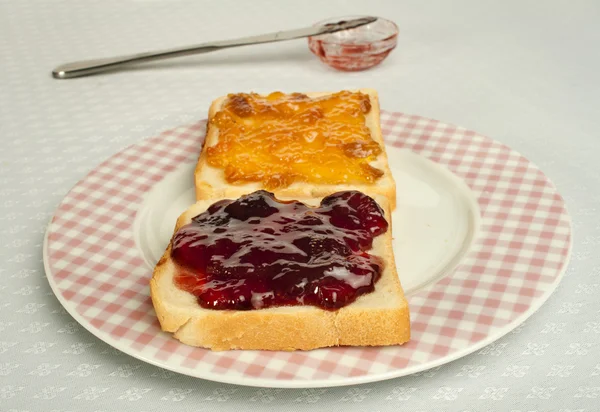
{"left": 171, "top": 190, "right": 388, "bottom": 311}
{"left": 205, "top": 91, "right": 383, "bottom": 190}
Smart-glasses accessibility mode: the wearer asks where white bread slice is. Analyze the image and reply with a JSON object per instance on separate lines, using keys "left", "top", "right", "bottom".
{"left": 150, "top": 194, "right": 410, "bottom": 351}
{"left": 194, "top": 89, "right": 397, "bottom": 210}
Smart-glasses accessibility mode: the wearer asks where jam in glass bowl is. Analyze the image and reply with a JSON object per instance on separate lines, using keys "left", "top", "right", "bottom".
{"left": 308, "top": 16, "right": 399, "bottom": 71}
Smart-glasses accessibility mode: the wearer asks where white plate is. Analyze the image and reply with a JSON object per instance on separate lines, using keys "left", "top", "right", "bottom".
{"left": 44, "top": 112, "right": 572, "bottom": 388}
{"left": 134, "top": 148, "right": 480, "bottom": 296}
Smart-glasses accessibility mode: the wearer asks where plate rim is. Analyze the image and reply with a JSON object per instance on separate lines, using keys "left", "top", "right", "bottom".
{"left": 42, "top": 116, "right": 574, "bottom": 388}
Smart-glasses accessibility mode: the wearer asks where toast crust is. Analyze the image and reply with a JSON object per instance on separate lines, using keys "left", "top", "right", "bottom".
{"left": 150, "top": 196, "right": 410, "bottom": 351}
{"left": 194, "top": 89, "right": 397, "bottom": 210}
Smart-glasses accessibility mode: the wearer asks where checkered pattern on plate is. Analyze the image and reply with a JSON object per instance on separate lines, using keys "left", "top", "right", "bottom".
{"left": 45, "top": 112, "right": 571, "bottom": 385}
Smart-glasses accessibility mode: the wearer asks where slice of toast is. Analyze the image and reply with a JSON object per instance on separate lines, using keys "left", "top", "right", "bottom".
{"left": 150, "top": 194, "right": 410, "bottom": 351}
{"left": 195, "top": 89, "right": 397, "bottom": 210}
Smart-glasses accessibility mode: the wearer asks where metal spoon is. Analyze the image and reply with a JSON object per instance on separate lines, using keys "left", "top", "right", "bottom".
{"left": 52, "top": 17, "right": 376, "bottom": 79}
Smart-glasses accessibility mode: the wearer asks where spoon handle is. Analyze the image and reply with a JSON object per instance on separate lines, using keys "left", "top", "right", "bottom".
{"left": 52, "top": 17, "right": 376, "bottom": 79}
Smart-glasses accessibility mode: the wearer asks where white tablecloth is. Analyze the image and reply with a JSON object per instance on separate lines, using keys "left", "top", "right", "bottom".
{"left": 1, "top": 1, "right": 599, "bottom": 410}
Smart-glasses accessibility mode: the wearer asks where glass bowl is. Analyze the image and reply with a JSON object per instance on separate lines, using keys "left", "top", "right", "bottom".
{"left": 308, "top": 16, "right": 398, "bottom": 71}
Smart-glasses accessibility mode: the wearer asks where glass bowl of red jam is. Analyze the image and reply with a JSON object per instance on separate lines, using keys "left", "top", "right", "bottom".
{"left": 308, "top": 16, "right": 399, "bottom": 71}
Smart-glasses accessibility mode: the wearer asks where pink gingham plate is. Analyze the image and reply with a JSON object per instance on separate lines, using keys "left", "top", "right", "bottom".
{"left": 43, "top": 111, "right": 572, "bottom": 388}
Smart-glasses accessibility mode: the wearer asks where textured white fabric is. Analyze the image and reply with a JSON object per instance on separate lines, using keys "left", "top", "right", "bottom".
{"left": 1, "top": 0, "right": 599, "bottom": 411}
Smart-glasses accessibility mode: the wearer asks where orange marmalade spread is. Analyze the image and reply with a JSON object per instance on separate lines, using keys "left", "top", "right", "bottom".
{"left": 206, "top": 91, "right": 383, "bottom": 190}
